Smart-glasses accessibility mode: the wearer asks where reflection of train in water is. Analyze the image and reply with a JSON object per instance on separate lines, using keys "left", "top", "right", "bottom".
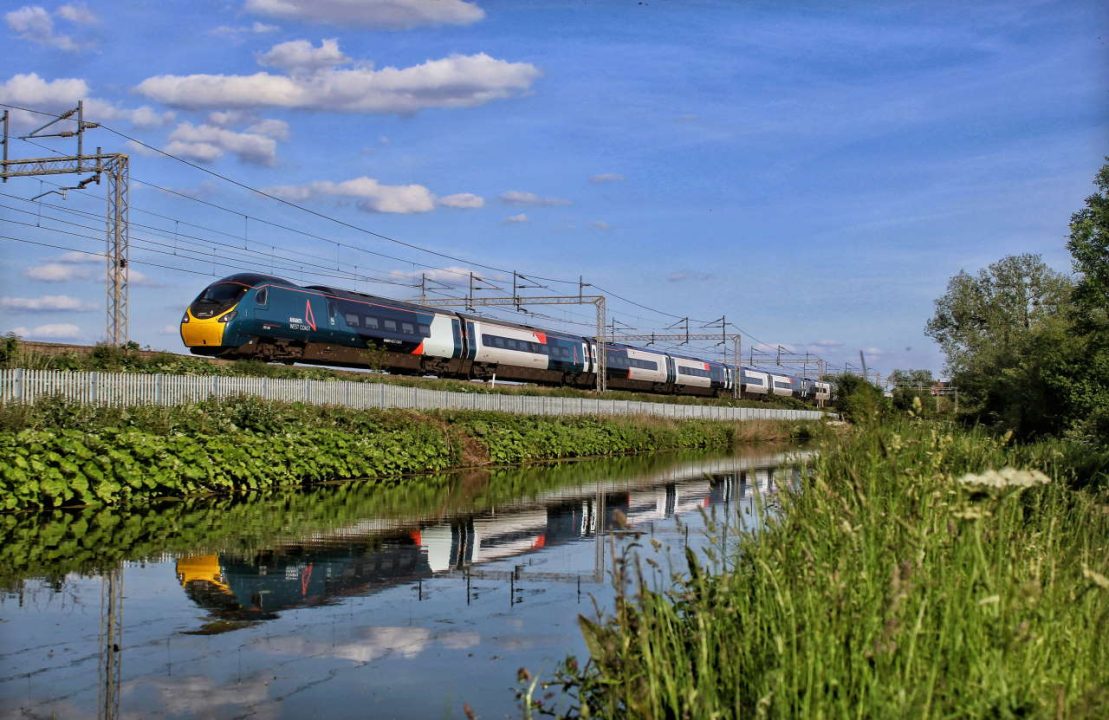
{"left": 177, "top": 453, "right": 807, "bottom": 627}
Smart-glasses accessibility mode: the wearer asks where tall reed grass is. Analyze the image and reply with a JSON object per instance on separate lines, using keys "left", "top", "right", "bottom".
{"left": 526, "top": 421, "right": 1109, "bottom": 718}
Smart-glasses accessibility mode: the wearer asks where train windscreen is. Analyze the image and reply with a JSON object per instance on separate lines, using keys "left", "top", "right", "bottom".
{"left": 189, "top": 281, "right": 249, "bottom": 319}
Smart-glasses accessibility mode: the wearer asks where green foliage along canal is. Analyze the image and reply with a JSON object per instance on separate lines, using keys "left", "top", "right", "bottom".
{"left": 0, "top": 396, "right": 810, "bottom": 511}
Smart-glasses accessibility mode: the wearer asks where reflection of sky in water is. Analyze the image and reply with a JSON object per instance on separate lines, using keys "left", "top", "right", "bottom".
{"left": 0, "top": 450, "right": 806, "bottom": 720}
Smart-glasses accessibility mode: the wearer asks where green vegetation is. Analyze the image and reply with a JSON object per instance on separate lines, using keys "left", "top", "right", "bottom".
{"left": 0, "top": 335, "right": 809, "bottom": 410}
{"left": 0, "top": 396, "right": 811, "bottom": 511}
{"left": 925, "top": 160, "right": 1109, "bottom": 442}
{"left": 523, "top": 420, "right": 1109, "bottom": 718}
{"left": 522, "top": 161, "right": 1109, "bottom": 718}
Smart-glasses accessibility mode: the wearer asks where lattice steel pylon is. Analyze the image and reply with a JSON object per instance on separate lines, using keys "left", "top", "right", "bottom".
{"left": 1, "top": 102, "right": 131, "bottom": 345}
{"left": 104, "top": 155, "right": 129, "bottom": 345}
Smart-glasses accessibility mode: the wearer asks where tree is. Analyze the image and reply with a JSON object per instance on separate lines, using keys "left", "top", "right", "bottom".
{"left": 1063, "top": 159, "right": 1109, "bottom": 441}
{"left": 926, "top": 254, "right": 1071, "bottom": 379}
{"left": 1067, "top": 159, "right": 1109, "bottom": 331}
{"left": 886, "top": 368, "right": 937, "bottom": 415}
{"left": 926, "top": 255, "right": 1073, "bottom": 438}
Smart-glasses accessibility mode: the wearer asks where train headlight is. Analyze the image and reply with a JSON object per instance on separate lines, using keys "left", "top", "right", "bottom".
{"left": 181, "top": 312, "right": 189, "bottom": 323}
{"left": 218, "top": 310, "right": 237, "bottom": 323}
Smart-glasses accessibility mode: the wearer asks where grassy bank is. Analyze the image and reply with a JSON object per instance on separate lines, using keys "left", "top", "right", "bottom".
{"left": 0, "top": 396, "right": 812, "bottom": 511}
{"left": 526, "top": 421, "right": 1109, "bottom": 718}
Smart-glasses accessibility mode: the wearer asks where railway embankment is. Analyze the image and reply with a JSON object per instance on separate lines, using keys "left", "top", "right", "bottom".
{"left": 0, "top": 395, "right": 818, "bottom": 511}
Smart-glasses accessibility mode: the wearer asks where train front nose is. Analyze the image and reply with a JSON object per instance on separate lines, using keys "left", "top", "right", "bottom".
{"left": 180, "top": 307, "right": 230, "bottom": 348}
{"left": 181, "top": 278, "right": 249, "bottom": 351}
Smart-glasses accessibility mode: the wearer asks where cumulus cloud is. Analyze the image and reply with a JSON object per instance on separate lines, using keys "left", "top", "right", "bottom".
{"left": 244, "top": 0, "right": 485, "bottom": 30}
{"left": 5, "top": 5, "right": 79, "bottom": 50}
{"left": 135, "top": 47, "right": 540, "bottom": 115}
{"left": 0, "top": 73, "right": 172, "bottom": 129}
{"left": 438, "top": 193, "right": 484, "bottom": 209}
{"left": 389, "top": 265, "right": 473, "bottom": 286}
{"left": 258, "top": 38, "right": 349, "bottom": 73}
{"left": 0, "top": 295, "right": 96, "bottom": 311}
{"left": 589, "top": 173, "right": 625, "bottom": 184}
{"left": 504, "top": 213, "right": 529, "bottom": 224}
{"left": 9, "top": 323, "right": 82, "bottom": 339}
{"left": 267, "top": 176, "right": 436, "bottom": 214}
{"left": 499, "top": 191, "right": 570, "bottom": 207}
{"left": 210, "top": 21, "right": 279, "bottom": 39}
{"left": 56, "top": 3, "right": 96, "bottom": 24}
{"left": 24, "top": 262, "right": 95, "bottom": 282}
{"left": 165, "top": 122, "right": 280, "bottom": 165}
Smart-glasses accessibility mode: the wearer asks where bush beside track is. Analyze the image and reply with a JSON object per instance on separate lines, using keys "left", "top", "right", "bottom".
{"left": 0, "top": 396, "right": 814, "bottom": 511}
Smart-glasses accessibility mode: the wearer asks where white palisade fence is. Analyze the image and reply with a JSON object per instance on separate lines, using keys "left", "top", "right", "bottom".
{"left": 0, "top": 369, "right": 828, "bottom": 422}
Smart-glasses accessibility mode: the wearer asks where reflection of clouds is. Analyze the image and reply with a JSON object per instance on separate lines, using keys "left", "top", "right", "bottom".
{"left": 122, "top": 673, "right": 278, "bottom": 719}
{"left": 262, "top": 626, "right": 479, "bottom": 663}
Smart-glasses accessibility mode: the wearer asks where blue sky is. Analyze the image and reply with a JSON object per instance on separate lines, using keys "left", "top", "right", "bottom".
{"left": 1, "top": 0, "right": 1105, "bottom": 379}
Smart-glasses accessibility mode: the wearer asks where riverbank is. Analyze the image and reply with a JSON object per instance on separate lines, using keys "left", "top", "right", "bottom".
{"left": 0, "top": 396, "right": 817, "bottom": 511}
{"left": 527, "top": 420, "right": 1109, "bottom": 718}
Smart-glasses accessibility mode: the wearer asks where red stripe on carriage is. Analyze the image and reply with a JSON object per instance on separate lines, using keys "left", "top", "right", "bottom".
{"left": 412, "top": 340, "right": 425, "bottom": 355}
{"left": 534, "top": 331, "right": 547, "bottom": 344}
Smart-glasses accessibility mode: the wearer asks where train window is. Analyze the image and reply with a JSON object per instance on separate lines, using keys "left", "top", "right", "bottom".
{"left": 383, "top": 319, "right": 397, "bottom": 332}
{"left": 401, "top": 322, "right": 415, "bottom": 335}
{"left": 418, "top": 324, "right": 430, "bottom": 335}
{"left": 255, "top": 287, "right": 268, "bottom": 305}
{"left": 365, "top": 316, "right": 379, "bottom": 330}
{"left": 345, "top": 313, "right": 360, "bottom": 328}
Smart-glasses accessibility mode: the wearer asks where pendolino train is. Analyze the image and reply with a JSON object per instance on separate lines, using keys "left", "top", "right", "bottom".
{"left": 180, "top": 273, "right": 831, "bottom": 402}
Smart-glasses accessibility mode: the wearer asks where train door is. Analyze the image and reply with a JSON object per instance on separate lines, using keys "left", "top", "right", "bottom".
{"left": 665, "top": 356, "right": 676, "bottom": 385}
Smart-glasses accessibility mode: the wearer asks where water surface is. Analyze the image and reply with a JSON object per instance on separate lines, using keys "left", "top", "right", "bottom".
{"left": 0, "top": 447, "right": 808, "bottom": 719}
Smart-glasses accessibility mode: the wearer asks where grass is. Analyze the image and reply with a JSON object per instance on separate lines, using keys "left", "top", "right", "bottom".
{"left": 524, "top": 420, "right": 1109, "bottom": 718}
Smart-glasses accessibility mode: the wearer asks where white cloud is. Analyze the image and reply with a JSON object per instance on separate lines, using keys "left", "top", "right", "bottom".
{"left": 244, "top": 0, "right": 484, "bottom": 29}
{"left": 589, "top": 173, "right": 625, "bottom": 184}
{"left": 246, "top": 118, "right": 289, "bottom": 140}
{"left": 0, "top": 73, "right": 172, "bottom": 129}
{"left": 505, "top": 213, "right": 529, "bottom": 224}
{"left": 160, "top": 324, "right": 178, "bottom": 335}
{"left": 9, "top": 323, "right": 82, "bottom": 339}
{"left": 135, "top": 50, "right": 539, "bottom": 115}
{"left": 266, "top": 176, "right": 436, "bottom": 214}
{"left": 210, "top": 21, "right": 279, "bottom": 38}
{"left": 258, "top": 38, "right": 349, "bottom": 73}
{"left": 0, "top": 295, "right": 95, "bottom": 311}
{"left": 56, "top": 3, "right": 96, "bottom": 25}
{"left": 5, "top": 5, "right": 79, "bottom": 51}
{"left": 389, "top": 265, "right": 473, "bottom": 286}
{"left": 500, "top": 191, "right": 570, "bottom": 207}
{"left": 166, "top": 122, "right": 279, "bottom": 165}
{"left": 23, "top": 262, "right": 95, "bottom": 282}
{"left": 57, "top": 250, "right": 101, "bottom": 264}
{"left": 129, "top": 269, "right": 163, "bottom": 288}
{"left": 591, "top": 220, "right": 611, "bottom": 231}
{"left": 438, "top": 193, "right": 484, "bottom": 209}
{"left": 809, "top": 339, "right": 844, "bottom": 349}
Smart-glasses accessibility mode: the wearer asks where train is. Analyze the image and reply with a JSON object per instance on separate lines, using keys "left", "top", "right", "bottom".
{"left": 180, "top": 272, "right": 832, "bottom": 402}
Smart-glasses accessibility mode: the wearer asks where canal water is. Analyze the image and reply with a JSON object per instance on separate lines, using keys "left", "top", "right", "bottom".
{"left": 0, "top": 446, "right": 810, "bottom": 720}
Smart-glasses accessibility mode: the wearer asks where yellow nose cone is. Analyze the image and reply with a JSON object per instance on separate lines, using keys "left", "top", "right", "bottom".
{"left": 180, "top": 308, "right": 228, "bottom": 347}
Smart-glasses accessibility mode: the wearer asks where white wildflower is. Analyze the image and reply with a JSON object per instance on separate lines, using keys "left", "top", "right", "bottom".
{"left": 956, "top": 467, "right": 1050, "bottom": 489}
